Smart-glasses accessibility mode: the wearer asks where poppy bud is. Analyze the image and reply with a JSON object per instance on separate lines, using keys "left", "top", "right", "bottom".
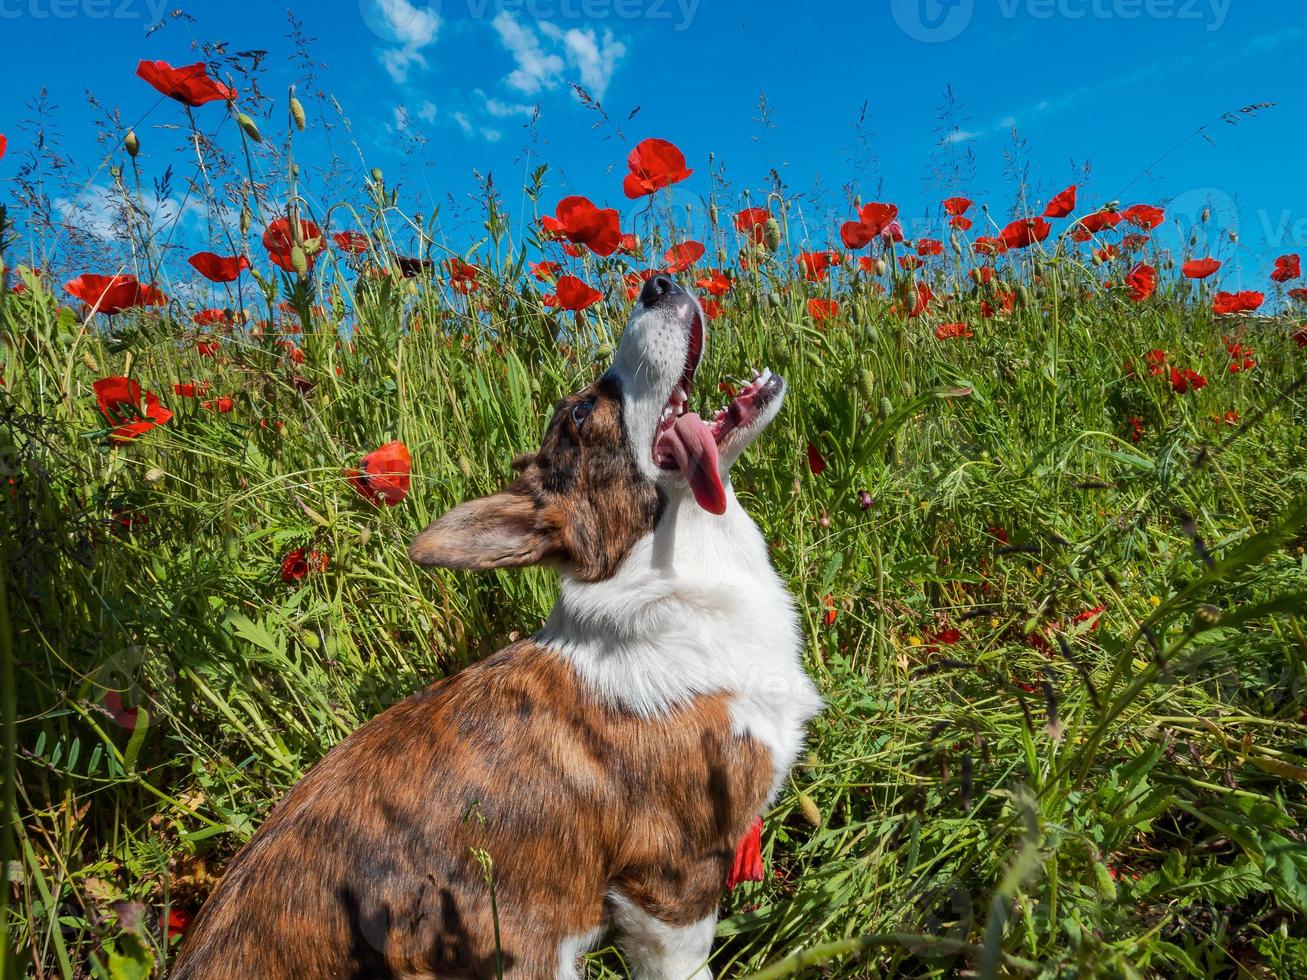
{"left": 145, "top": 467, "right": 164, "bottom": 482}
{"left": 596, "top": 342, "right": 612, "bottom": 359}
{"left": 240, "top": 204, "right": 252, "bottom": 236}
{"left": 709, "top": 203, "right": 719, "bottom": 227}
{"left": 1228, "top": 230, "right": 1238, "bottom": 243}
{"left": 1201, "top": 207, "right": 1211, "bottom": 224}
{"left": 291, "top": 246, "right": 308, "bottom": 275}
{"left": 797, "top": 793, "right": 822, "bottom": 827}
{"left": 292, "top": 163, "right": 300, "bottom": 178}
{"left": 1189, "top": 232, "right": 1199, "bottom": 247}
{"left": 763, "top": 217, "right": 782, "bottom": 252}
{"left": 237, "top": 113, "right": 263, "bottom": 143}
{"left": 124, "top": 130, "right": 139, "bottom": 158}
{"left": 81, "top": 350, "right": 99, "bottom": 373}
{"left": 874, "top": 258, "right": 887, "bottom": 276}
{"left": 371, "top": 167, "right": 384, "bottom": 184}
{"left": 290, "top": 95, "right": 306, "bottom": 132}
{"left": 766, "top": 292, "right": 781, "bottom": 310}
{"left": 109, "top": 165, "right": 121, "bottom": 180}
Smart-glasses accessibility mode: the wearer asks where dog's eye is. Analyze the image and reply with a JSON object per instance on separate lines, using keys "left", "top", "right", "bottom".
{"left": 571, "top": 398, "right": 596, "bottom": 429}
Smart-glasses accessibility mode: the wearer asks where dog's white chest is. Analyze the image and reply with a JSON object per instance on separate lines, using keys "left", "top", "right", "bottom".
{"left": 539, "top": 494, "right": 822, "bottom": 797}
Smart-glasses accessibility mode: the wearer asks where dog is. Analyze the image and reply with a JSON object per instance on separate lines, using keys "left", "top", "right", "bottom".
{"left": 172, "top": 275, "right": 821, "bottom": 979}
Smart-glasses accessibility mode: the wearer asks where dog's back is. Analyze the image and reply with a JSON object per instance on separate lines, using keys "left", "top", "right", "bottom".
{"left": 172, "top": 642, "right": 772, "bottom": 978}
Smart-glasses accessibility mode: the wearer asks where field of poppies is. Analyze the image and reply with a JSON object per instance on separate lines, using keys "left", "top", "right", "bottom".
{"left": 3, "top": 55, "right": 1307, "bottom": 979}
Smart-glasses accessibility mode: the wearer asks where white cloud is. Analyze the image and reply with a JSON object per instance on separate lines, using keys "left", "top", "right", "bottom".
{"left": 476, "top": 90, "right": 536, "bottom": 118}
{"left": 944, "top": 129, "right": 976, "bottom": 145}
{"left": 417, "top": 99, "right": 438, "bottom": 122}
{"left": 57, "top": 183, "right": 202, "bottom": 242}
{"left": 374, "top": 0, "right": 441, "bottom": 84}
{"left": 493, "top": 12, "right": 564, "bottom": 94}
{"left": 493, "top": 12, "right": 625, "bottom": 100}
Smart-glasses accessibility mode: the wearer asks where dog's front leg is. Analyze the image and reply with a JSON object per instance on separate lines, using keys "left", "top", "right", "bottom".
{"left": 608, "top": 892, "right": 715, "bottom": 980}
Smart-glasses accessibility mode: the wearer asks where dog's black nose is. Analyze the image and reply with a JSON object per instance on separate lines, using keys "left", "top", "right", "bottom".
{"left": 639, "top": 274, "right": 682, "bottom": 307}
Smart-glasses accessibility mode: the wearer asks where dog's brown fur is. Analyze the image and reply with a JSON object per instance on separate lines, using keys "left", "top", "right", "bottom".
{"left": 171, "top": 642, "right": 771, "bottom": 978}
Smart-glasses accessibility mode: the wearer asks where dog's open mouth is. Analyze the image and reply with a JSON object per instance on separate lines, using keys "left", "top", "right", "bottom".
{"left": 651, "top": 308, "right": 783, "bottom": 514}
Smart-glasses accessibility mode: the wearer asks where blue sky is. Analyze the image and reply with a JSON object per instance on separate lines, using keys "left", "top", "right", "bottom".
{"left": 0, "top": 0, "right": 1303, "bottom": 283}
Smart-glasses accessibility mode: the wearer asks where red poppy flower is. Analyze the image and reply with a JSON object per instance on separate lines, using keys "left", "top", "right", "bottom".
{"left": 734, "top": 207, "right": 770, "bottom": 244}
{"left": 934, "top": 321, "right": 973, "bottom": 340}
{"left": 1293, "top": 328, "right": 1307, "bottom": 347}
{"left": 1271, "top": 253, "right": 1301, "bottom": 283}
{"left": 923, "top": 626, "right": 961, "bottom": 653}
{"left": 203, "top": 396, "right": 234, "bottom": 413}
{"left": 700, "top": 298, "right": 723, "bottom": 321}
{"left": 943, "top": 196, "right": 972, "bottom": 217}
{"left": 622, "top": 138, "right": 693, "bottom": 198}
{"left": 192, "top": 309, "right": 229, "bottom": 327}
{"left": 949, "top": 215, "right": 974, "bottom": 231}
{"left": 981, "top": 289, "right": 1016, "bottom": 319}
{"left": 695, "top": 270, "right": 732, "bottom": 297}
{"left": 541, "top": 196, "right": 622, "bottom": 257}
{"left": 841, "top": 202, "right": 898, "bottom": 250}
{"left": 1125, "top": 263, "right": 1157, "bottom": 302}
{"left": 551, "top": 275, "right": 603, "bottom": 311}
{"left": 346, "top": 441, "right": 412, "bottom": 506}
{"left": 262, "top": 217, "right": 322, "bottom": 273}
{"left": 1043, "top": 185, "right": 1077, "bottom": 219}
{"left": 529, "top": 260, "right": 562, "bottom": 282}
{"left": 969, "top": 267, "right": 995, "bottom": 285}
{"left": 807, "top": 298, "right": 839, "bottom": 322}
{"left": 280, "top": 546, "right": 329, "bottom": 583}
{"left": 0, "top": 134, "right": 6, "bottom": 161}
{"left": 333, "top": 231, "right": 370, "bottom": 254}
{"left": 196, "top": 341, "right": 220, "bottom": 358}
{"left": 446, "top": 258, "right": 480, "bottom": 294}
{"left": 64, "top": 274, "right": 166, "bottom": 315}
{"left": 725, "top": 817, "right": 764, "bottom": 890}
{"left": 1000, "top": 217, "right": 1051, "bottom": 250}
{"left": 898, "top": 255, "right": 923, "bottom": 271}
{"left": 840, "top": 221, "right": 874, "bottom": 250}
{"left": 916, "top": 238, "right": 944, "bottom": 257}
{"left": 1169, "top": 367, "right": 1208, "bottom": 393}
{"left": 618, "top": 233, "right": 640, "bottom": 255}
{"left": 1121, "top": 204, "right": 1165, "bottom": 230}
{"left": 973, "top": 236, "right": 1008, "bottom": 256}
{"left": 188, "top": 251, "right": 250, "bottom": 283}
{"left": 172, "top": 381, "right": 206, "bottom": 398}
{"left": 1120, "top": 234, "right": 1150, "bottom": 252}
{"left": 1094, "top": 245, "right": 1119, "bottom": 263}
{"left": 1127, "top": 416, "right": 1144, "bottom": 443}
{"left": 165, "top": 908, "right": 193, "bottom": 942}
{"left": 664, "top": 241, "right": 705, "bottom": 274}
{"left": 907, "top": 281, "right": 934, "bottom": 317}
{"left": 1182, "top": 257, "right": 1221, "bottom": 279}
{"left": 1212, "top": 291, "right": 1263, "bottom": 315}
{"left": 797, "top": 251, "right": 837, "bottom": 282}
{"left": 1076, "top": 210, "right": 1123, "bottom": 235}
{"left": 1288, "top": 289, "right": 1307, "bottom": 303}
{"left": 806, "top": 442, "right": 827, "bottom": 475}
{"left": 1072, "top": 605, "right": 1106, "bottom": 630}
{"left": 136, "top": 60, "right": 235, "bottom": 107}
{"left": 93, "top": 376, "right": 173, "bottom": 441}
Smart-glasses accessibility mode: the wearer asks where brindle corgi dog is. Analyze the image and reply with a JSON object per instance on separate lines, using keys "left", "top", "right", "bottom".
{"left": 173, "top": 276, "right": 821, "bottom": 979}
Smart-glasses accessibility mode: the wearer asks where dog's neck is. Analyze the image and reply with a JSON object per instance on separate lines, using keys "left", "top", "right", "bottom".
{"left": 537, "top": 488, "right": 822, "bottom": 795}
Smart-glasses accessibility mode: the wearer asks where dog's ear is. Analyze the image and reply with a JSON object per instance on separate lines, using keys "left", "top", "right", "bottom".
{"left": 408, "top": 489, "right": 562, "bottom": 570}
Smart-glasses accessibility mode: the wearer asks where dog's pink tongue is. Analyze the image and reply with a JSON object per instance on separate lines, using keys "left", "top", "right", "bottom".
{"left": 659, "top": 412, "right": 727, "bottom": 515}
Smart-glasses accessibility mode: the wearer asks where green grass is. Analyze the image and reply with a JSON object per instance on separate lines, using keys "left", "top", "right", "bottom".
{"left": 3, "top": 145, "right": 1307, "bottom": 977}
